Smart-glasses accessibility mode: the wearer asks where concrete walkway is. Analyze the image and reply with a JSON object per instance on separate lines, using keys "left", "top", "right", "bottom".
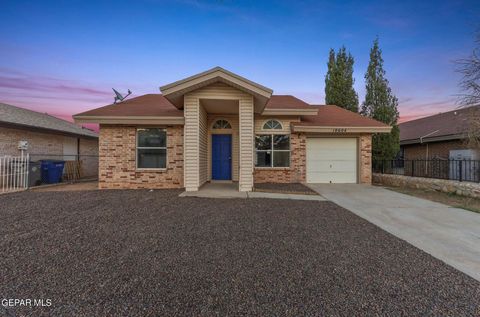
{"left": 179, "top": 182, "right": 326, "bottom": 201}
{"left": 308, "top": 184, "right": 480, "bottom": 282}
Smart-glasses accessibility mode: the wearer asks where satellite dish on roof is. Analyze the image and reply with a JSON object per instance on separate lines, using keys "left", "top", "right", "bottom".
{"left": 113, "top": 88, "right": 132, "bottom": 104}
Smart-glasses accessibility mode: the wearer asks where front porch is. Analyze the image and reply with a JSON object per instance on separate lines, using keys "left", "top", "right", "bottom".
{"left": 179, "top": 182, "right": 245, "bottom": 198}
{"left": 179, "top": 181, "right": 326, "bottom": 201}
{"left": 160, "top": 68, "right": 274, "bottom": 192}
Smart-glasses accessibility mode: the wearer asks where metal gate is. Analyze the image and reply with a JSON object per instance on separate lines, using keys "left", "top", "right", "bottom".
{"left": 0, "top": 154, "right": 29, "bottom": 193}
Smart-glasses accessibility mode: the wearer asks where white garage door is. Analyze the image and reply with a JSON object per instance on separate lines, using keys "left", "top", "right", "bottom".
{"left": 306, "top": 138, "right": 358, "bottom": 183}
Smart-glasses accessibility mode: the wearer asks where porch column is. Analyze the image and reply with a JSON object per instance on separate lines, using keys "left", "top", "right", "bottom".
{"left": 184, "top": 94, "right": 200, "bottom": 191}
{"left": 239, "top": 96, "right": 254, "bottom": 191}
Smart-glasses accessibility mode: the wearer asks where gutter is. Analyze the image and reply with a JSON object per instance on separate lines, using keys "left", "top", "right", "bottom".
{"left": 400, "top": 133, "right": 465, "bottom": 145}
{"left": 261, "top": 108, "right": 319, "bottom": 116}
{"left": 420, "top": 130, "right": 440, "bottom": 144}
{"left": 73, "top": 115, "right": 185, "bottom": 125}
{"left": 291, "top": 125, "right": 392, "bottom": 133}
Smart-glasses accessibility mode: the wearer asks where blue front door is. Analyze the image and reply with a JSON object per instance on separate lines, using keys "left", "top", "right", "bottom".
{"left": 212, "top": 134, "right": 232, "bottom": 180}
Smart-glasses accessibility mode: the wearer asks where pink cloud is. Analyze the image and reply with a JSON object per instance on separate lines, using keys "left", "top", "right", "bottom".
{"left": 0, "top": 75, "right": 111, "bottom": 97}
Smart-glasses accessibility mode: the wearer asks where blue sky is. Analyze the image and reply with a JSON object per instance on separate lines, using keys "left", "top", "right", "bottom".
{"left": 0, "top": 0, "right": 479, "bottom": 122}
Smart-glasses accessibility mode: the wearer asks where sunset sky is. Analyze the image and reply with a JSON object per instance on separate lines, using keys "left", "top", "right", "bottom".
{"left": 0, "top": 0, "right": 479, "bottom": 126}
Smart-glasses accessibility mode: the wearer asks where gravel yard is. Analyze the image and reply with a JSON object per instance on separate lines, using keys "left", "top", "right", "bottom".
{"left": 0, "top": 190, "right": 479, "bottom": 316}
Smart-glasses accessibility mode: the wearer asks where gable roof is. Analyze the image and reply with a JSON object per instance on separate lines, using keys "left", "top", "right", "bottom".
{"left": 292, "top": 105, "right": 390, "bottom": 133}
{"left": 399, "top": 105, "right": 479, "bottom": 144}
{"left": 160, "top": 67, "right": 273, "bottom": 112}
{"left": 263, "top": 95, "right": 319, "bottom": 115}
{"left": 74, "top": 94, "right": 183, "bottom": 117}
{"left": 74, "top": 94, "right": 184, "bottom": 125}
{"left": 0, "top": 103, "right": 98, "bottom": 138}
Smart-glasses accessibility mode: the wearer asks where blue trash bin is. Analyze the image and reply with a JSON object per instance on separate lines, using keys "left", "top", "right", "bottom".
{"left": 40, "top": 160, "right": 52, "bottom": 184}
{"left": 40, "top": 160, "right": 65, "bottom": 184}
{"left": 49, "top": 161, "right": 65, "bottom": 183}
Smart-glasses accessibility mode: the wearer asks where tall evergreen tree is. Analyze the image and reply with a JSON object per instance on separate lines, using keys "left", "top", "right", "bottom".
{"left": 361, "top": 38, "right": 400, "bottom": 161}
{"left": 325, "top": 46, "right": 359, "bottom": 112}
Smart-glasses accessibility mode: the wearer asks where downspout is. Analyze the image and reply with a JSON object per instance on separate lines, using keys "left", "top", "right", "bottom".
{"left": 420, "top": 130, "right": 439, "bottom": 174}
{"left": 77, "top": 138, "right": 80, "bottom": 162}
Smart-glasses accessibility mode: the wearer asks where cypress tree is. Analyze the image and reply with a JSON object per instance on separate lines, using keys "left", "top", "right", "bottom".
{"left": 325, "top": 46, "right": 359, "bottom": 112}
{"left": 361, "top": 38, "right": 400, "bottom": 161}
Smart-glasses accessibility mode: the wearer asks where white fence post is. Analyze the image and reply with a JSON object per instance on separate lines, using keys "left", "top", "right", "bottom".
{"left": 0, "top": 154, "right": 29, "bottom": 194}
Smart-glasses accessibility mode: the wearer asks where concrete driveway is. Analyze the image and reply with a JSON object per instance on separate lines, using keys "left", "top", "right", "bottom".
{"left": 308, "top": 184, "right": 480, "bottom": 282}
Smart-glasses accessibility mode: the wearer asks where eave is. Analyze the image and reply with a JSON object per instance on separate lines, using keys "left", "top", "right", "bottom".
{"left": 291, "top": 125, "right": 392, "bottom": 133}
{"left": 261, "top": 108, "right": 319, "bottom": 116}
{"left": 160, "top": 67, "right": 273, "bottom": 112}
{"left": 400, "top": 133, "right": 465, "bottom": 145}
{"left": 73, "top": 115, "right": 185, "bottom": 125}
{"left": 0, "top": 120, "right": 98, "bottom": 139}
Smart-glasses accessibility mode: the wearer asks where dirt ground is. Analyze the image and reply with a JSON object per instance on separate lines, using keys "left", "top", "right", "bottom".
{"left": 380, "top": 185, "right": 480, "bottom": 213}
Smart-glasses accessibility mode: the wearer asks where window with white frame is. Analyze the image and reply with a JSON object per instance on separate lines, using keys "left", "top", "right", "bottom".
{"left": 212, "top": 119, "right": 232, "bottom": 129}
{"left": 263, "top": 119, "right": 282, "bottom": 130}
{"left": 136, "top": 128, "right": 167, "bottom": 169}
{"left": 255, "top": 134, "right": 290, "bottom": 167}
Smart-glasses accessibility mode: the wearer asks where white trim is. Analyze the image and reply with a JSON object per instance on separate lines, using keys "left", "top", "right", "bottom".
{"left": 261, "top": 119, "right": 283, "bottom": 131}
{"left": 135, "top": 128, "right": 167, "bottom": 170}
{"left": 160, "top": 67, "right": 273, "bottom": 97}
{"left": 73, "top": 116, "right": 185, "bottom": 125}
{"left": 211, "top": 118, "right": 233, "bottom": 130}
{"left": 254, "top": 134, "right": 291, "bottom": 168}
{"left": 261, "top": 108, "right": 319, "bottom": 116}
{"left": 292, "top": 125, "right": 391, "bottom": 133}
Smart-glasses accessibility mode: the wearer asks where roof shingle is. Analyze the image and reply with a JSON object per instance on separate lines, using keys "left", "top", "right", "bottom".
{"left": 294, "top": 105, "right": 389, "bottom": 127}
{"left": 265, "top": 95, "right": 315, "bottom": 110}
{"left": 399, "top": 106, "right": 479, "bottom": 143}
{"left": 0, "top": 103, "right": 98, "bottom": 138}
{"left": 74, "top": 94, "right": 183, "bottom": 117}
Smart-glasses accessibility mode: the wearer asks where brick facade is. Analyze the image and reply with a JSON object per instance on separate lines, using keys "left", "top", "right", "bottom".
{"left": 254, "top": 133, "right": 307, "bottom": 183}
{"left": 0, "top": 126, "right": 98, "bottom": 177}
{"left": 97, "top": 125, "right": 374, "bottom": 188}
{"left": 1, "top": 126, "right": 65, "bottom": 156}
{"left": 359, "top": 134, "right": 372, "bottom": 184}
{"left": 98, "top": 125, "right": 183, "bottom": 189}
{"left": 402, "top": 140, "right": 466, "bottom": 160}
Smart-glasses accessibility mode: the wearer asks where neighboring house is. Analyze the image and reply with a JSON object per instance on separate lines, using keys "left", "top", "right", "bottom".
{"left": 400, "top": 105, "right": 480, "bottom": 160}
{"left": 0, "top": 103, "right": 99, "bottom": 177}
{"left": 74, "top": 67, "right": 390, "bottom": 191}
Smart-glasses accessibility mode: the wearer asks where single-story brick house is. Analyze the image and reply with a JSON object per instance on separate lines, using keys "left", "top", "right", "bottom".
{"left": 0, "top": 103, "right": 99, "bottom": 177}
{"left": 74, "top": 67, "right": 390, "bottom": 191}
{"left": 400, "top": 105, "right": 480, "bottom": 160}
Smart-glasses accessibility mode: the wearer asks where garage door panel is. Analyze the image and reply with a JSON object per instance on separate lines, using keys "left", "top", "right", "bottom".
{"left": 306, "top": 138, "right": 357, "bottom": 184}
{"left": 307, "top": 172, "right": 357, "bottom": 183}
{"left": 308, "top": 151, "right": 356, "bottom": 161}
{"left": 307, "top": 161, "right": 356, "bottom": 172}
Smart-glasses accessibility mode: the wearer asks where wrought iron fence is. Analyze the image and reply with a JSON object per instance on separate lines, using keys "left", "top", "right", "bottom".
{"left": 0, "top": 153, "right": 98, "bottom": 192}
{"left": 0, "top": 154, "right": 29, "bottom": 193}
{"left": 373, "top": 159, "right": 480, "bottom": 183}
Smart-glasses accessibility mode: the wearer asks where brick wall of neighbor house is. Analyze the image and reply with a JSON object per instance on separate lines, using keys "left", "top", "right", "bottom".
{"left": 359, "top": 134, "right": 372, "bottom": 184}
{"left": 0, "top": 126, "right": 64, "bottom": 156}
{"left": 98, "top": 125, "right": 183, "bottom": 189}
{"left": 254, "top": 133, "right": 306, "bottom": 183}
{"left": 403, "top": 140, "right": 465, "bottom": 160}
